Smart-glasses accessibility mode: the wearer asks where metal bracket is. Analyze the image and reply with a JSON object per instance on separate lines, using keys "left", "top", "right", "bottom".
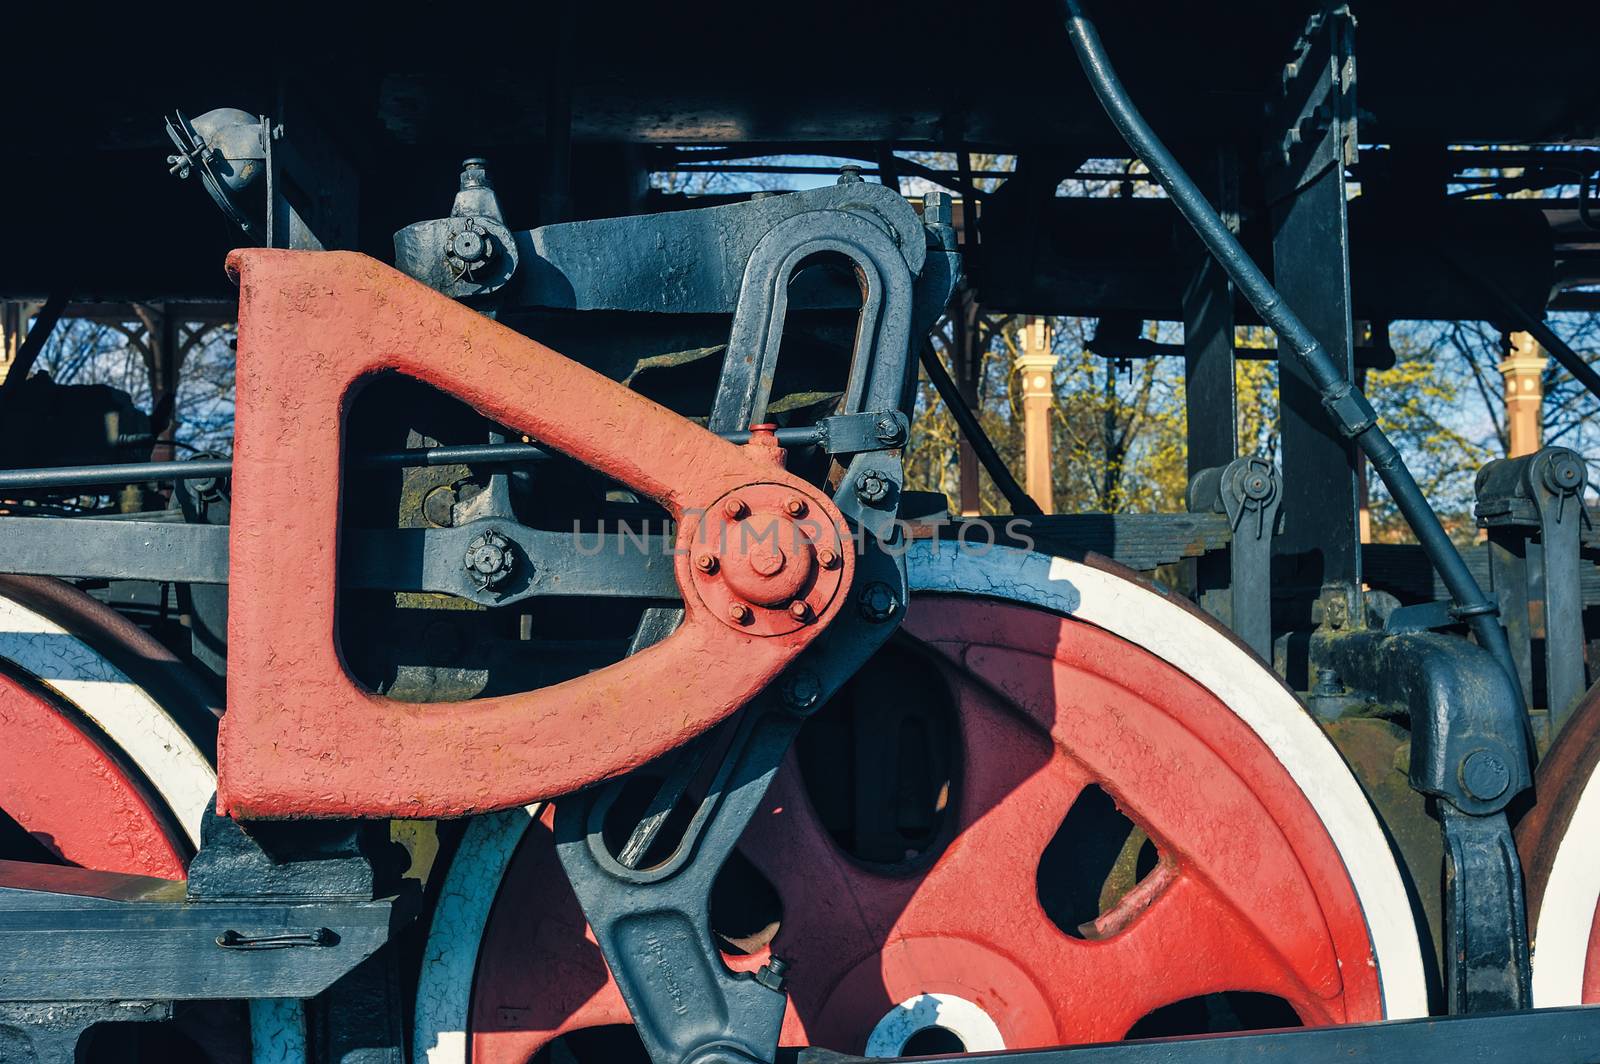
{"left": 1318, "top": 630, "right": 1532, "bottom": 1011}
{"left": 0, "top": 1000, "right": 171, "bottom": 1064}
{"left": 1188, "top": 457, "right": 1282, "bottom": 660}
{"left": 1475, "top": 446, "right": 1592, "bottom": 729}
{"left": 393, "top": 159, "right": 520, "bottom": 302}
{"left": 556, "top": 540, "right": 907, "bottom": 1064}
{"left": 1264, "top": 5, "right": 1357, "bottom": 203}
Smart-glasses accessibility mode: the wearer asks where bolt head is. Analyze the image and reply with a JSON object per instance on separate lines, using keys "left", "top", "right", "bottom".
{"left": 817, "top": 547, "right": 839, "bottom": 569}
{"left": 788, "top": 601, "right": 812, "bottom": 623}
{"left": 463, "top": 529, "right": 516, "bottom": 590}
{"left": 855, "top": 470, "right": 891, "bottom": 504}
{"left": 728, "top": 602, "right": 753, "bottom": 624}
{"left": 858, "top": 581, "right": 899, "bottom": 623}
{"left": 1461, "top": 749, "right": 1510, "bottom": 802}
{"left": 784, "top": 496, "right": 808, "bottom": 518}
{"left": 1544, "top": 453, "right": 1584, "bottom": 494}
{"left": 723, "top": 496, "right": 749, "bottom": 520}
{"left": 449, "top": 229, "right": 486, "bottom": 262}
{"left": 836, "top": 164, "right": 865, "bottom": 185}
{"left": 694, "top": 553, "right": 718, "bottom": 573}
{"left": 782, "top": 674, "right": 820, "bottom": 710}
{"left": 875, "top": 417, "right": 902, "bottom": 444}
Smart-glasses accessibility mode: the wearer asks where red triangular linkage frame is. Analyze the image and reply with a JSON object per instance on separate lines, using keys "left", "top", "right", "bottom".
{"left": 219, "top": 250, "right": 851, "bottom": 818}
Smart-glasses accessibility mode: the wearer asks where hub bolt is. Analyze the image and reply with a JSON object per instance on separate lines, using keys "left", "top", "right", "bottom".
{"left": 694, "top": 553, "right": 719, "bottom": 573}
{"left": 855, "top": 469, "right": 891, "bottom": 504}
{"left": 723, "top": 496, "right": 749, "bottom": 520}
{"left": 858, "top": 581, "right": 899, "bottom": 623}
{"left": 788, "top": 601, "right": 813, "bottom": 623}
{"left": 728, "top": 602, "right": 753, "bottom": 625}
{"left": 784, "top": 496, "right": 808, "bottom": 518}
{"left": 817, "top": 547, "right": 840, "bottom": 569}
{"left": 464, "top": 529, "right": 517, "bottom": 590}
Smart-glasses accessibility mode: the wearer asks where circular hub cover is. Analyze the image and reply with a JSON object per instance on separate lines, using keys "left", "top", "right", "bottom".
{"left": 690, "top": 483, "right": 848, "bottom": 636}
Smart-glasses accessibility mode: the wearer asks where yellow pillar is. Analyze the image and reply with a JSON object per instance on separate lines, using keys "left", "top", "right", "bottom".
{"left": 1013, "top": 316, "right": 1059, "bottom": 514}
{"left": 1499, "top": 331, "right": 1547, "bottom": 458}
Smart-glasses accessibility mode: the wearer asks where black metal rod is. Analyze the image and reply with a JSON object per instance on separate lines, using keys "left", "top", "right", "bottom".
{"left": 1060, "top": 0, "right": 1520, "bottom": 690}
{"left": 0, "top": 426, "right": 827, "bottom": 492}
{"left": 919, "top": 341, "right": 1043, "bottom": 516}
{"left": 1446, "top": 255, "right": 1600, "bottom": 401}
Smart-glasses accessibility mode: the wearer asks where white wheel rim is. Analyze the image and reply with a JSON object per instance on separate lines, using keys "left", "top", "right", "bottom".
{"left": 1530, "top": 768, "right": 1600, "bottom": 1006}
{"left": 411, "top": 545, "right": 1429, "bottom": 1062}
{"left": 0, "top": 589, "right": 304, "bottom": 1063}
{"left": 0, "top": 596, "right": 213, "bottom": 846}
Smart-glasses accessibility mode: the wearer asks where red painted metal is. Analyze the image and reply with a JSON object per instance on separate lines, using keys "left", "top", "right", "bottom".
{"left": 691, "top": 482, "right": 847, "bottom": 637}
{"left": 0, "top": 668, "right": 187, "bottom": 879}
{"left": 467, "top": 597, "right": 1383, "bottom": 1060}
{"left": 219, "top": 250, "right": 853, "bottom": 819}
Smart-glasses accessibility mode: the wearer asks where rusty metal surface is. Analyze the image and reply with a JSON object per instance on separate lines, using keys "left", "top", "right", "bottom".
{"left": 219, "top": 250, "right": 854, "bottom": 819}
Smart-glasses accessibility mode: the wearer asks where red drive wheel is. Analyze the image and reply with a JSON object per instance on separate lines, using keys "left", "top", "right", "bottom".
{"left": 0, "top": 576, "right": 216, "bottom": 874}
{"left": 0, "top": 664, "right": 187, "bottom": 877}
{"left": 1518, "top": 684, "right": 1600, "bottom": 1006}
{"left": 0, "top": 577, "right": 253, "bottom": 1062}
{"left": 422, "top": 550, "right": 1424, "bottom": 1061}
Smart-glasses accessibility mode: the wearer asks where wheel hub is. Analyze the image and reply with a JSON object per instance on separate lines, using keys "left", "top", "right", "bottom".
{"left": 865, "top": 992, "right": 1005, "bottom": 1057}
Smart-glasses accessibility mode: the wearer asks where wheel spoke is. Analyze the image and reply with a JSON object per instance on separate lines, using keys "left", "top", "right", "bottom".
{"left": 1031, "top": 869, "right": 1343, "bottom": 1040}
{"left": 959, "top": 642, "right": 1349, "bottom": 1002}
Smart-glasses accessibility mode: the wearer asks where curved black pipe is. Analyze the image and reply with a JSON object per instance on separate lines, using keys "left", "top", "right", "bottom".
{"left": 920, "top": 340, "right": 1044, "bottom": 516}
{"left": 1059, "top": 0, "right": 1520, "bottom": 693}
